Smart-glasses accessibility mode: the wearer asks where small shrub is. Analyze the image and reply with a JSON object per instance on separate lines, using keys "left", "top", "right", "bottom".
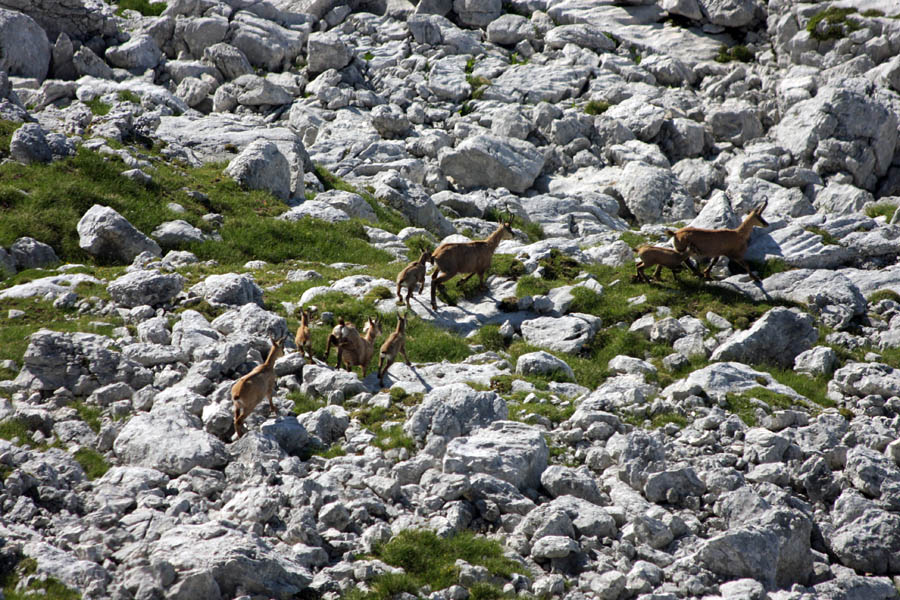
{"left": 806, "top": 7, "right": 860, "bottom": 40}
{"left": 585, "top": 100, "right": 611, "bottom": 115}
{"left": 868, "top": 289, "right": 900, "bottom": 305}
{"left": 363, "top": 51, "right": 375, "bottom": 61}
{"left": 715, "top": 44, "right": 754, "bottom": 63}
{"left": 805, "top": 226, "right": 839, "bottom": 245}
{"left": 865, "top": 202, "right": 898, "bottom": 222}
{"left": 472, "top": 324, "right": 506, "bottom": 352}
{"left": 861, "top": 9, "right": 884, "bottom": 17}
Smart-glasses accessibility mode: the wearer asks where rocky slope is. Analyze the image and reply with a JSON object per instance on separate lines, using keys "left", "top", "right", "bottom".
{"left": 2, "top": 0, "right": 900, "bottom": 599}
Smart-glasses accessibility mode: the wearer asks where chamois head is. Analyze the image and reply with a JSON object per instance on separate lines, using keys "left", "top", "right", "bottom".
{"left": 267, "top": 335, "right": 287, "bottom": 361}
{"left": 419, "top": 250, "right": 434, "bottom": 265}
{"left": 364, "top": 316, "right": 382, "bottom": 338}
{"left": 747, "top": 200, "right": 769, "bottom": 228}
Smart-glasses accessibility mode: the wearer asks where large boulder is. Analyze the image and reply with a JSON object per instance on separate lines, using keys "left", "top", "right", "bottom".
{"left": 189, "top": 273, "right": 264, "bottom": 307}
{"left": 13, "top": 329, "right": 153, "bottom": 396}
{"left": 453, "top": 0, "right": 500, "bottom": 27}
{"left": 827, "top": 490, "right": 900, "bottom": 575}
{"left": 439, "top": 134, "right": 544, "bottom": 194}
{"left": 306, "top": 31, "right": 352, "bottom": 74}
{"left": 773, "top": 86, "right": 897, "bottom": 191}
{"left": 113, "top": 407, "right": 229, "bottom": 476}
{"left": 147, "top": 522, "right": 311, "bottom": 598}
{"left": 520, "top": 315, "right": 600, "bottom": 354}
{"left": 618, "top": 162, "right": 696, "bottom": 225}
{"left": 710, "top": 307, "right": 817, "bottom": 368}
{"left": 9, "top": 236, "right": 58, "bottom": 269}
{"left": 0, "top": 8, "right": 50, "bottom": 81}
{"left": 108, "top": 270, "right": 184, "bottom": 308}
{"left": 105, "top": 34, "right": 162, "bottom": 71}
{"left": 9, "top": 123, "right": 53, "bottom": 164}
{"left": 443, "top": 420, "right": 548, "bottom": 490}
{"left": 77, "top": 205, "right": 162, "bottom": 264}
{"left": 404, "top": 383, "right": 507, "bottom": 447}
{"left": 224, "top": 139, "right": 293, "bottom": 202}
{"left": 0, "top": 0, "right": 116, "bottom": 42}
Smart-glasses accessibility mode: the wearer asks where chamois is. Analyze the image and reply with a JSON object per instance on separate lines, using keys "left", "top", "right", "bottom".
{"left": 324, "top": 317, "right": 355, "bottom": 365}
{"left": 336, "top": 316, "right": 382, "bottom": 377}
{"left": 294, "top": 307, "right": 315, "bottom": 363}
{"left": 666, "top": 201, "right": 769, "bottom": 283}
{"left": 430, "top": 216, "right": 515, "bottom": 310}
{"left": 232, "top": 336, "right": 285, "bottom": 438}
{"left": 396, "top": 250, "right": 432, "bottom": 307}
{"left": 377, "top": 314, "right": 411, "bottom": 386}
{"left": 632, "top": 245, "right": 700, "bottom": 283}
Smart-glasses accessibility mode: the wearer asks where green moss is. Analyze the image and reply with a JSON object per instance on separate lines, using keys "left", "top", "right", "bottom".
{"left": 404, "top": 235, "right": 436, "bottom": 260}
{"left": 805, "top": 226, "right": 839, "bottom": 245}
{"left": 585, "top": 100, "right": 610, "bottom": 115}
{"left": 865, "top": 202, "right": 898, "bottom": 222}
{"left": 363, "top": 51, "right": 375, "bottom": 61}
{"left": 490, "top": 254, "right": 527, "bottom": 279}
{"left": 715, "top": 45, "right": 754, "bottom": 63}
{"left": 115, "top": 0, "right": 166, "bottom": 15}
{"left": 117, "top": 90, "right": 141, "bottom": 104}
{"left": 806, "top": 7, "right": 860, "bottom": 40}
{"left": 84, "top": 98, "right": 111, "bottom": 116}
{"left": 74, "top": 447, "right": 109, "bottom": 480}
{"left": 0, "top": 418, "right": 33, "bottom": 444}
{"left": 618, "top": 231, "right": 648, "bottom": 249}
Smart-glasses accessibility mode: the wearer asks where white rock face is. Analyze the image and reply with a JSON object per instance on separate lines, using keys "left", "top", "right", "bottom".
{"left": 443, "top": 420, "right": 548, "bottom": 489}
{"left": 77, "top": 205, "right": 162, "bottom": 264}
{"left": 440, "top": 134, "right": 545, "bottom": 193}
{"left": 0, "top": 8, "right": 50, "bottom": 81}
{"left": 225, "top": 139, "right": 293, "bottom": 202}
{"left": 107, "top": 270, "right": 184, "bottom": 308}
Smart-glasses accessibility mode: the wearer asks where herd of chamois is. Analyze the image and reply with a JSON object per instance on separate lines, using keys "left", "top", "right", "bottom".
{"left": 232, "top": 203, "right": 770, "bottom": 437}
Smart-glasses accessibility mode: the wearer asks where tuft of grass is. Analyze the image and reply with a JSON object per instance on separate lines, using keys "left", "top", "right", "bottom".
{"left": 1, "top": 555, "right": 82, "bottom": 600}
{"left": 865, "top": 202, "right": 898, "bottom": 222}
{"left": 759, "top": 367, "right": 834, "bottom": 409}
{"left": 74, "top": 447, "right": 109, "bottom": 480}
{"left": 868, "top": 289, "right": 900, "bottom": 305}
{"left": 289, "top": 391, "right": 326, "bottom": 415}
{"left": 117, "top": 90, "right": 141, "bottom": 104}
{"left": 115, "top": 0, "right": 166, "bottom": 16}
{"left": 861, "top": 9, "right": 884, "bottom": 17}
{"left": 74, "top": 402, "right": 103, "bottom": 433}
{"left": 619, "top": 231, "right": 649, "bottom": 249}
{"left": 806, "top": 6, "right": 860, "bottom": 40}
{"left": 0, "top": 119, "right": 20, "bottom": 156}
{"left": 405, "top": 235, "right": 436, "bottom": 261}
{"left": 471, "top": 324, "right": 507, "bottom": 352}
{"left": 509, "top": 399, "right": 575, "bottom": 426}
{"left": 313, "top": 443, "right": 346, "bottom": 459}
{"left": 805, "top": 226, "right": 839, "bottom": 246}
{"left": 585, "top": 100, "right": 611, "bottom": 115}
{"left": 0, "top": 418, "right": 33, "bottom": 444}
{"left": 715, "top": 45, "right": 754, "bottom": 63}
{"left": 368, "top": 530, "right": 524, "bottom": 594}
{"left": 84, "top": 98, "right": 111, "bottom": 116}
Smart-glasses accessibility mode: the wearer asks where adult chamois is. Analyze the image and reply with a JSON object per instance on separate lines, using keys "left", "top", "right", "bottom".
{"left": 231, "top": 336, "right": 285, "bottom": 438}
{"left": 377, "top": 313, "right": 411, "bottom": 386}
{"left": 396, "top": 250, "right": 432, "bottom": 307}
{"left": 666, "top": 200, "right": 769, "bottom": 283}
{"left": 429, "top": 215, "right": 515, "bottom": 310}
{"left": 333, "top": 316, "right": 382, "bottom": 377}
{"left": 632, "top": 245, "right": 700, "bottom": 283}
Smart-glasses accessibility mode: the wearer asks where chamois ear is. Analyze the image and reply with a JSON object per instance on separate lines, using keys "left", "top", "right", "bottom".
{"left": 756, "top": 199, "right": 768, "bottom": 214}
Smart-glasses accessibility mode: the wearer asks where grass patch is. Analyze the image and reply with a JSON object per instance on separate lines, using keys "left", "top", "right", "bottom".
{"left": 360, "top": 530, "right": 523, "bottom": 596}
{"left": 404, "top": 235, "right": 436, "bottom": 261}
{"left": 865, "top": 202, "right": 898, "bottom": 222}
{"left": 725, "top": 386, "right": 807, "bottom": 426}
{"left": 868, "top": 289, "right": 900, "bottom": 305}
{"left": 352, "top": 398, "right": 419, "bottom": 453}
{"left": 0, "top": 119, "right": 20, "bottom": 156}
{"left": 1, "top": 557, "right": 81, "bottom": 600}
{"left": 117, "top": 90, "right": 141, "bottom": 104}
{"left": 585, "top": 100, "right": 611, "bottom": 115}
{"left": 0, "top": 418, "right": 33, "bottom": 445}
{"left": 806, "top": 6, "right": 860, "bottom": 40}
{"left": 805, "top": 226, "right": 839, "bottom": 246}
{"left": 508, "top": 399, "right": 575, "bottom": 426}
{"left": 619, "top": 231, "right": 649, "bottom": 249}
{"left": 715, "top": 44, "right": 754, "bottom": 63}
{"left": 0, "top": 297, "right": 125, "bottom": 365}
{"left": 84, "top": 98, "right": 111, "bottom": 116}
{"left": 289, "top": 391, "right": 326, "bottom": 415}
{"left": 74, "top": 402, "right": 103, "bottom": 433}
{"left": 760, "top": 367, "right": 834, "bottom": 409}
{"left": 471, "top": 324, "right": 506, "bottom": 352}
{"left": 115, "top": 0, "right": 166, "bottom": 15}
{"left": 74, "top": 447, "right": 109, "bottom": 480}
{"left": 313, "top": 443, "right": 346, "bottom": 459}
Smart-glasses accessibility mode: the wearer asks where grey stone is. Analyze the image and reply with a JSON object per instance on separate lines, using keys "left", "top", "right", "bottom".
{"left": 444, "top": 420, "right": 548, "bottom": 490}
{"left": 828, "top": 490, "right": 900, "bottom": 575}
{"left": 405, "top": 383, "right": 507, "bottom": 446}
{"left": 109, "top": 270, "right": 184, "bottom": 308}
{"left": 515, "top": 351, "right": 575, "bottom": 381}
{"left": 77, "top": 205, "right": 162, "bottom": 264}
{"left": 225, "top": 139, "right": 293, "bottom": 202}
{"left": 9, "top": 123, "right": 53, "bottom": 164}
{"left": 105, "top": 34, "right": 162, "bottom": 71}
{"left": 151, "top": 220, "right": 205, "bottom": 245}
{"left": 520, "top": 315, "right": 600, "bottom": 354}
{"left": 440, "top": 135, "right": 544, "bottom": 194}
{"left": 9, "top": 236, "right": 58, "bottom": 269}
{"left": 711, "top": 307, "right": 817, "bottom": 368}
{"left": 0, "top": 8, "right": 50, "bottom": 81}
{"left": 307, "top": 31, "right": 352, "bottom": 74}
{"left": 189, "top": 273, "right": 263, "bottom": 307}
{"left": 618, "top": 162, "right": 696, "bottom": 225}
{"left": 203, "top": 42, "right": 253, "bottom": 80}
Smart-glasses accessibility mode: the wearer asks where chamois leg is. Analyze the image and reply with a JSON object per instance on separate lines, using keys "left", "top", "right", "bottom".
{"left": 378, "top": 356, "right": 391, "bottom": 386}
{"left": 634, "top": 262, "right": 649, "bottom": 283}
{"left": 325, "top": 334, "right": 336, "bottom": 363}
{"left": 701, "top": 256, "right": 719, "bottom": 279}
{"left": 431, "top": 270, "right": 455, "bottom": 310}
{"left": 396, "top": 282, "right": 405, "bottom": 305}
{"left": 732, "top": 257, "right": 762, "bottom": 283}
{"left": 652, "top": 265, "right": 664, "bottom": 281}
{"left": 401, "top": 342, "right": 411, "bottom": 367}
{"left": 406, "top": 287, "right": 413, "bottom": 308}
{"left": 267, "top": 381, "right": 278, "bottom": 417}
{"left": 684, "top": 258, "right": 704, "bottom": 279}
{"left": 233, "top": 405, "right": 245, "bottom": 438}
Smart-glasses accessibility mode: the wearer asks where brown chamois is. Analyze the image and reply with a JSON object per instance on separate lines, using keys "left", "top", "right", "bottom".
{"left": 632, "top": 245, "right": 700, "bottom": 283}
{"left": 232, "top": 336, "right": 286, "bottom": 438}
{"left": 665, "top": 201, "right": 769, "bottom": 282}
{"left": 336, "top": 316, "right": 382, "bottom": 377}
{"left": 396, "top": 250, "right": 433, "bottom": 307}
{"left": 324, "top": 317, "right": 355, "bottom": 365}
{"left": 294, "top": 307, "right": 315, "bottom": 362}
{"left": 377, "top": 314, "right": 411, "bottom": 386}
{"left": 429, "top": 216, "right": 515, "bottom": 310}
